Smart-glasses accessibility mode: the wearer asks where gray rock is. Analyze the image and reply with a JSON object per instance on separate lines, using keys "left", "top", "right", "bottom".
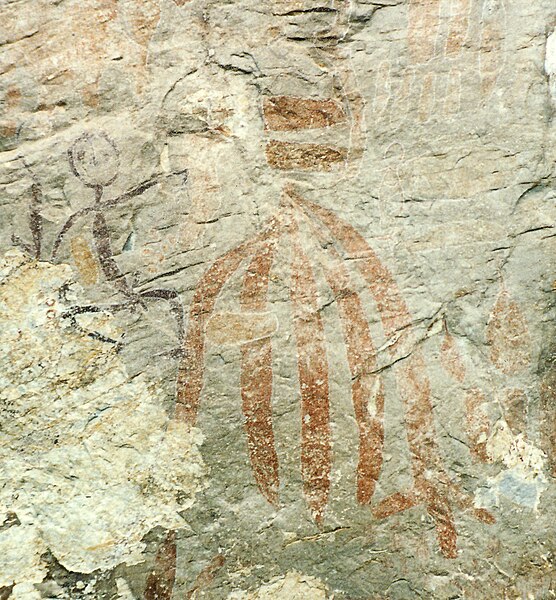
{"left": 1, "top": 1, "right": 555, "bottom": 598}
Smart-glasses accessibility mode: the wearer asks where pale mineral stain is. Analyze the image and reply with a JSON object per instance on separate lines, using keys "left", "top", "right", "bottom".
{"left": 475, "top": 421, "right": 548, "bottom": 512}
{"left": 227, "top": 571, "right": 329, "bottom": 600}
{"left": 205, "top": 311, "right": 279, "bottom": 345}
{"left": 0, "top": 250, "right": 205, "bottom": 587}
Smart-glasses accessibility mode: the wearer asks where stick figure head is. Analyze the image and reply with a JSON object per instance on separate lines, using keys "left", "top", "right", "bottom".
{"left": 68, "top": 132, "right": 120, "bottom": 189}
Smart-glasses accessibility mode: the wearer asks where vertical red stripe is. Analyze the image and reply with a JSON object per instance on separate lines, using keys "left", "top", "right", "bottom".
{"left": 295, "top": 206, "right": 384, "bottom": 505}
{"left": 290, "top": 231, "right": 331, "bottom": 524}
{"left": 144, "top": 530, "right": 177, "bottom": 600}
{"left": 240, "top": 243, "right": 280, "bottom": 505}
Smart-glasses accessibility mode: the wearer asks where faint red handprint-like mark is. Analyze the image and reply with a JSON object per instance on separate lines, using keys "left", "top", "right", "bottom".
{"left": 373, "top": 0, "right": 506, "bottom": 125}
{"left": 487, "top": 285, "right": 532, "bottom": 375}
{"left": 440, "top": 283, "right": 536, "bottom": 469}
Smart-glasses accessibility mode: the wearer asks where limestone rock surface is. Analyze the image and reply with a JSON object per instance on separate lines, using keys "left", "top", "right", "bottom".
{"left": 1, "top": 0, "right": 555, "bottom": 598}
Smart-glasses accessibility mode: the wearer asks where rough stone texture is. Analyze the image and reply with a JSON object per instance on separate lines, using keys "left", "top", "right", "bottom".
{"left": 0, "top": 250, "right": 205, "bottom": 598}
{"left": 0, "top": 0, "right": 555, "bottom": 598}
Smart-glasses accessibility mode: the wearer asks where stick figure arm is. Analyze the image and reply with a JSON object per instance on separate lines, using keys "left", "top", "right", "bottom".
{"left": 102, "top": 170, "right": 189, "bottom": 209}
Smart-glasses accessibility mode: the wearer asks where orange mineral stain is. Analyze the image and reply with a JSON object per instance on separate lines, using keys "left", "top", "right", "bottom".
{"left": 70, "top": 236, "right": 100, "bottom": 285}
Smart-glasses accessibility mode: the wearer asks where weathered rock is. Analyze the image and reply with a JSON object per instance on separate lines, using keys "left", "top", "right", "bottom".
{"left": 0, "top": 0, "right": 555, "bottom": 597}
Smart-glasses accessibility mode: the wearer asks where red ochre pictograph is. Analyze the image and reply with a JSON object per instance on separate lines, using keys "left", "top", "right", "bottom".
{"left": 175, "top": 185, "right": 495, "bottom": 560}
{"left": 9, "top": 6, "right": 506, "bottom": 595}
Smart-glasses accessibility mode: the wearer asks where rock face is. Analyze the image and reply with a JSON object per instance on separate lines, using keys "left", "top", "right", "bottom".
{"left": 0, "top": 250, "right": 205, "bottom": 598}
{"left": 0, "top": 1, "right": 555, "bottom": 598}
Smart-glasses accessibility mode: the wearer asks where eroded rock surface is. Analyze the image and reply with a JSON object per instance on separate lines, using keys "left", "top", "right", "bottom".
{"left": 1, "top": 0, "right": 555, "bottom": 598}
{"left": 0, "top": 250, "right": 205, "bottom": 598}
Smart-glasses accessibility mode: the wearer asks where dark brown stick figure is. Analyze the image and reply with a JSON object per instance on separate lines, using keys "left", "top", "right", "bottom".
{"left": 13, "top": 131, "right": 188, "bottom": 349}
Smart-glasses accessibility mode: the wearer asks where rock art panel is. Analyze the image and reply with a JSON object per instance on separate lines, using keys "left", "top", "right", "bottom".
{"left": 1, "top": 0, "right": 555, "bottom": 597}
{"left": 174, "top": 186, "right": 495, "bottom": 566}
